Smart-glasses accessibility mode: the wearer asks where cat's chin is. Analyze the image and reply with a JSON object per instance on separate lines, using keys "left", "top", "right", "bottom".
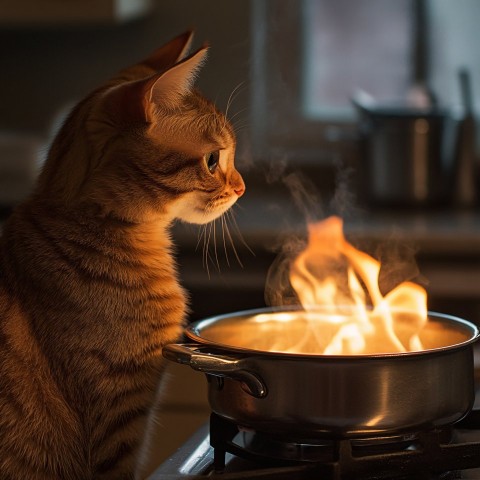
{"left": 172, "top": 195, "right": 238, "bottom": 225}
{"left": 177, "top": 207, "right": 228, "bottom": 225}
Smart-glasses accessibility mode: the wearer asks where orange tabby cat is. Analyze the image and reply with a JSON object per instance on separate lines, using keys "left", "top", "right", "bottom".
{"left": 0, "top": 31, "right": 245, "bottom": 480}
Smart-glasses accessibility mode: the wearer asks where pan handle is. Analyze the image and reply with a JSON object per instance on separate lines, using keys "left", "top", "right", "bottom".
{"left": 162, "top": 343, "right": 267, "bottom": 398}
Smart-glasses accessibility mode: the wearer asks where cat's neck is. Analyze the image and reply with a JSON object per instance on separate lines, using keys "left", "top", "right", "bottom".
{"left": 1, "top": 197, "right": 178, "bottom": 294}
{"left": 24, "top": 197, "right": 172, "bottom": 241}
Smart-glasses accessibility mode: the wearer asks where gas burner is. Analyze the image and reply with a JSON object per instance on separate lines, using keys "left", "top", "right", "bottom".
{"left": 210, "top": 413, "right": 427, "bottom": 466}
{"left": 151, "top": 410, "right": 480, "bottom": 479}
{"left": 209, "top": 412, "right": 480, "bottom": 479}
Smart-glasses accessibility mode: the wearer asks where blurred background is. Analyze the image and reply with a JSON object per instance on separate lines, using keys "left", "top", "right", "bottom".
{"left": 1, "top": 0, "right": 480, "bottom": 476}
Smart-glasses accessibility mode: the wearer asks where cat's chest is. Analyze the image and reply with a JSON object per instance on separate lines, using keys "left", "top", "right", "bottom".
{"left": 63, "top": 255, "right": 187, "bottom": 351}
{"left": 90, "top": 254, "right": 186, "bottom": 317}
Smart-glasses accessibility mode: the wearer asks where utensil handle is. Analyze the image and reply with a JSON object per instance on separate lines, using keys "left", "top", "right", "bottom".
{"left": 162, "top": 343, "right": 267, "bottom": 398}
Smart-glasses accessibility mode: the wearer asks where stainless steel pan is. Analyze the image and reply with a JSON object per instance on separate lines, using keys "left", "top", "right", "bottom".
{"left": 163, "top": 307, "right": 479, "bottom": 438}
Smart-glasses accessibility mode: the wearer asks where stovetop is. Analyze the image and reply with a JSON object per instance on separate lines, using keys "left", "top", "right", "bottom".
{"left": 149, "top": 422, "right": 328, "bottom": 480}
{"left": 148, "top": 411, "right": 480, "bottom": 480}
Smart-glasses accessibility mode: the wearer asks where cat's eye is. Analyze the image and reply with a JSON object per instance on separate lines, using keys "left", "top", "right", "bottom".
{"left": 205, "top": 151, "right": 220, "bottom": 174}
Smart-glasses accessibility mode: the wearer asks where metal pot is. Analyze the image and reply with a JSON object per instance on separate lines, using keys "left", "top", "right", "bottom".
{"left": 352, "top": 94, "right": 464, "bottom": 207}
{"left": 163, "top": 307, "right": 479, "bottom": 438}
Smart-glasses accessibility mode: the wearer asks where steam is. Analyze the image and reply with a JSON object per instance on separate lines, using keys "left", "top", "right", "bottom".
{"left": 376, "top": 232, "right": 428, "bottom": 295}
{"left": 265, "top": 159, "right": 324, "bottom": 222}
{"left": 329, "top": 158, "right": 359, "bottom": 221}
{"left": 263, "top": 159, "right": 324, "bottom": 307}
{"left": 264, "top": 235, "right": 305, "bottom": 307}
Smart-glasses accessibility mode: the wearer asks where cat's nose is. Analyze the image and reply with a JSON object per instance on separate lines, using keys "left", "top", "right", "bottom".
{"left": 232, "top": 172, "right": 245, "bottom": 197}
{"left": 234, "top": 185, "right": 245, "bottom": 197}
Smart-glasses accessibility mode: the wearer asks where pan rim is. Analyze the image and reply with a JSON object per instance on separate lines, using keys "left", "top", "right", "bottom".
{"left": 184, "top": 306, "right": 480, "bottom": 360}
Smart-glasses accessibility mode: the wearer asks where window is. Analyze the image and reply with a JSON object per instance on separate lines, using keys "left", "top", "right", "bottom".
{"left": 303, "top": 0, "right": 412, "bottom": 119}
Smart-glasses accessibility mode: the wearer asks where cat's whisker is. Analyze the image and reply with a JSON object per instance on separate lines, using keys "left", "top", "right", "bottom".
{"left": 232, "top": 201, "right": 246, "bottom": 211}
{"left": 228, "top": 108, "right": 250, "bottom": 127}
{"left": 201, "top": 226, "right": 206, "bottom": 266}
{"left": 232, "top": 123, "right": 250, "bottom": 133}
{"left": 224, "top": 212, "right": 244, "bottom": 268}
{"left": 231, "top": 118, "right": 251, "bottom": 133}
{"left": 222, "top": 81, "right": 246, "bottom": 134}
{"left": 220, "top": 214, "right": 230, "bottom": 267}
{"left": 227, "top": 208, "right": 255, "bottom": 257}
{"left": 205, "top": 221, "right": 219, "bottom": 277}
{"left": 212, "top": 219, "right": 221, "bottom": 273}
{"left": 199, "top": 218, "right": 209, "bottom": 275}
{"left": 224, "top": 81, "right": 245, "bottom": 121}
{"left": 195, "top": 224, "right": 206, "bottom": 252}
{"left": 231, "top": 122, "right": 251, "bottom": 135}
{"left": 204, "top": 225, "right": 211, "bottom": 268}
{"left": 203, "top": 223, "right": 212, "bottom": 278}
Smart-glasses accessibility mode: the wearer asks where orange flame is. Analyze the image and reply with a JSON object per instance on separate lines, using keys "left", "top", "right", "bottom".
{"left": 289, "top": 216, "right": 427, "bottom": 355}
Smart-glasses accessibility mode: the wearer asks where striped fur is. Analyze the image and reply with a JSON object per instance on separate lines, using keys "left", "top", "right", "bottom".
{"left": 0, "top": 32, "right": 244, "bottom": 479}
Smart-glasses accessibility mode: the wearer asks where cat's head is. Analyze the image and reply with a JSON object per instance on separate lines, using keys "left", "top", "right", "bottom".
{"left": 38, "top": 31, "right": 245, "bottom": 225}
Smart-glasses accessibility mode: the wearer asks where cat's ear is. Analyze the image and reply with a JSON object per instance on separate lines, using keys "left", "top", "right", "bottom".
{"left": 142, "top": 30, "right": 194, "bottom": 71}
{"left": 100, "top": 45, "right": 207, "bottom": 124}
{"left": 144, "top": 46, "right": 208, "bottom": 115}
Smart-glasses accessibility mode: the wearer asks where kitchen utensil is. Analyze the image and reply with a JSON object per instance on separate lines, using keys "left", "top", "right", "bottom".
{"left": 352, "top": 92, "right": 463, "bottom": 207}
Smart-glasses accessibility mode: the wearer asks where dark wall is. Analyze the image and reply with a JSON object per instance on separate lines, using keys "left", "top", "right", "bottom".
{"left": 0, "top": 1, "right": 251, "bottom": 135}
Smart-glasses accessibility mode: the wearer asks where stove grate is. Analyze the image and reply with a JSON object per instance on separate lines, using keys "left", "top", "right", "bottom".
{"left": 210, "top": 413, "right": 480, "bottom": 480}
